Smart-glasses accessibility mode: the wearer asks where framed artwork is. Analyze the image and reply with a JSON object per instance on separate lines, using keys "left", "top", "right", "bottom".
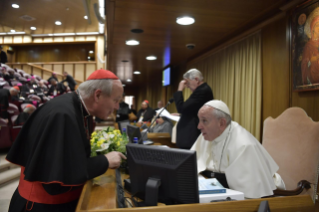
{"left": 292, "top": 0, "right": 319, "bottom": 91}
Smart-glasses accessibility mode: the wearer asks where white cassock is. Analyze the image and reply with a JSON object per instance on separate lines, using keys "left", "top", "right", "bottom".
{"left": 191, "top": 121, "right": 285, "bottom": 198}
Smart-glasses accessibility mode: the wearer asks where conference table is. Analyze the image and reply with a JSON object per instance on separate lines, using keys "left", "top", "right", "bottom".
{"left": 76, "top": 133, "right": 316, "bottom": 212}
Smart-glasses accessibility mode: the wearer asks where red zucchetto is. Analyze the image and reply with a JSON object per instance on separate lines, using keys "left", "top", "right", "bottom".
{"left": 87, "top": 69, "right": 119, "bottom": 80}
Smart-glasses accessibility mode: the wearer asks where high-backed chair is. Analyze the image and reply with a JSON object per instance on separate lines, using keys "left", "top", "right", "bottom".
{"left": 262, "top": 107, "right": 319, "bottom": 202}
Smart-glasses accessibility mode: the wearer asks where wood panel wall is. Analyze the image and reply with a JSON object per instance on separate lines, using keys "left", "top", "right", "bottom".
{"left": 262, "top": 15, "right": 319, "bottom": 123}
{"left": 13, "top": 43, "right": 95, "bottom": 62}
{"left": 136, "top": 13, "right": 318, "bottom": 132}
{"left": 262, "top": 16, "right": 290, "bottom": 122}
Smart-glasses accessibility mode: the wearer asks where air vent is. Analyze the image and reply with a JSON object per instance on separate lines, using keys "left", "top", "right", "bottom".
{"left": 19, "top": 15, "right": 36, "bottom": 21}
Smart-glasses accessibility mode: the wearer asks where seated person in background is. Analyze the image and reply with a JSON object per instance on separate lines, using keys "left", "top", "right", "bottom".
{"left": 0, "top": 87, "right": 19, "bottom": 123}
{"left": 62, "top": 71, "right": 77, "bottom": 91}
{"left": 149, "top": 115, "right": 173, "bottom": 135}
{"left": 191, "top": 100, "right": 285, "bottom": 199}
{"left": 2, "top": 68, "right": 12, "bottom": 86}
{"left": 130, "top": 104, "right": 137, "bottom": 115}
{"left": 36, "top": 81, "right": 48, "bottom": 96}
{"left": 14, "top": 104, "right": 36, "bottom": 125}
{"left": 47, "top": 72, "right": 59, "bottom": 85}
{"left": 47, "top": 79, "right": 66, "bottom": 96}
{"left": 155, "top": 100, "right": 163, "bottom": 111}
{"left": 136, "top": 100, "right": 156, "bottom": 123}
{"left": 116, "top": 93, "right": 130, "bottom": 122}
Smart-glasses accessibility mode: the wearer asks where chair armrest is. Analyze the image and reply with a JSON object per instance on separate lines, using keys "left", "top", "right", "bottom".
{"left": 273, "top": 180, "right": 311, "bottom": 196}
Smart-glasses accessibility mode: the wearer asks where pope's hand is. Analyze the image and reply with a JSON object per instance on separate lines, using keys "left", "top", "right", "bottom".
{"left": 178, "top": 80, "right": 187, "bottom": 91}
{"left": 105, "top": 151, "right": 127, "bottom": 169}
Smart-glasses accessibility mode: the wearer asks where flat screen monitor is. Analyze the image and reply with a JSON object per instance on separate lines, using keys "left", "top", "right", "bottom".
{"left": 118, "top": 120, "right": 130, "bottom": 134}
{"left": 162, "top": 67, "right": 170, "bottom": 86}
{"left": 126, "top": 143, "right": 199, "bottom": 206}
{"left": 127, "top": 125, "right": 142, "bottom": 144}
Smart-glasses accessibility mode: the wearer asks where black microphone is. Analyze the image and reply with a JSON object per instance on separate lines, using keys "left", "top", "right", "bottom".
{"left": 146, "top": 98, "right": 174, "bottom": 133}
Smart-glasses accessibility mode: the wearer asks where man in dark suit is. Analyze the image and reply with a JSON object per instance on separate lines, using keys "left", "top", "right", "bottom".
{"left": 173, "top": 68, "right": 214, "bottom": 149}
{"left": 62, "top": 71, "right": 77, "bottom": 91}
{"left": 0, "top": 46, "right": 8, "bottom": 64}
{"left": 136, "top": 100, "right": 156, "bottom": 123}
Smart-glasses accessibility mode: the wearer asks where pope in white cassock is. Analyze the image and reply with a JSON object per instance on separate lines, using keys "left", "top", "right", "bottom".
{"left": 191, "top": 100, "right": 286, "bottom": 198}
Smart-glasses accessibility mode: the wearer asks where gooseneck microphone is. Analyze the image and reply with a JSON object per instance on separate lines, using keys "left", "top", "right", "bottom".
{"left": 146, "top": 98, "right": 174, "bottom": 133}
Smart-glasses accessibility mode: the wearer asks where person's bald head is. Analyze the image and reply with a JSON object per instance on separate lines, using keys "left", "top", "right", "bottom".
{"left": 10, "top": 87, "right": 19, "bottom": 97}
{"left": 24, "top": 105, "right": 36, "bottom": 114}
{"left": 157, "top": 100, "right": 163, "bottom": 108}
{"left": 50, "top": 79, "right": 57, "bottom": 85}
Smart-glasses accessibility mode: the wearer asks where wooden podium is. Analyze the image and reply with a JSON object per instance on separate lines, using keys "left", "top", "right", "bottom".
{"left": 76, "top": 168, "right": 315, "bottom": 212}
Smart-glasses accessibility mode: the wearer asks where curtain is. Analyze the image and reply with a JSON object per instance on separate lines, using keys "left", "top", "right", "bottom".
{"left": 186, "top": 32, "right": 262, "bottom": 139}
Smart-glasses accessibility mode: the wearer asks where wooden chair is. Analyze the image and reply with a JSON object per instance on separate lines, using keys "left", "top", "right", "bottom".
{"left": 262, "top": 107, "right": 319, "bottom": 202}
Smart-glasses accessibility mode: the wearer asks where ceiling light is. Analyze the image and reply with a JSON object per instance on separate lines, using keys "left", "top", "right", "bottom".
{"left": 53, "top": 33, "right": 75, "bottom": 36}
{"left": 12, "top": 4, "right": 19, "bottom": 8}
{"left": 84, "top": 16, "right": 88, "bottom": 19}
{"left": 76, "top": 32, "right": 99, "bottom": 35}
{"left": 88, "top": 56, "right": 91, "bottom": 59}
{"left": 134, "top": 71, "right": 141, "bottom": 74}
{"left": 126, "top": 40, "right": 140, "bottom": 46}
{"left": 30, "top": 27, "right": 36, "bottom": 30}
{"left": 176, "top": 16, "right": 195, "bottom": 25}
{"left": 55, "top": 21, "right": 62, "bottom": 25}
{"left": 127, "top": 79, "right": 132, "bottom": 82}
{"left": 146, "top": 56, "right": 157, "bottom": 60}
{"left": 89, "top": 50, "right": 94, "bottom": 53}
{"left": 7, "top": 32, "right": 25, "bottom": 35}
{"left": 48, "top": 34, "right": 53, "bottom": 36}
{"left": 122, "top": 84, "right": 126, "bottom": 87}
{"left": 11, "top": 30, "right": 15, "bottom": 33}
{"left": 99, "top": 23, "right": 104, "bottom": 34}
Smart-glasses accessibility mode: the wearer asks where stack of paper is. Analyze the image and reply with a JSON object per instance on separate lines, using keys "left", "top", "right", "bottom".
{"left": 155, "top": 108, "right": 180, "bottom": 122}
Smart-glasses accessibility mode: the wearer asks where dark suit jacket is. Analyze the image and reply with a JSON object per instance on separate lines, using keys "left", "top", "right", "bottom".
{"left": 0, "top": 51, "right": 8, "bottom": 64}
{"left": 173, "top": 83, "right": 214, "bottom": 149}
{"left": 62, "top": 75, "right": 77, "bottom": 91}
{"left": 136, "top": 107, "right": 156, "bottom": 122}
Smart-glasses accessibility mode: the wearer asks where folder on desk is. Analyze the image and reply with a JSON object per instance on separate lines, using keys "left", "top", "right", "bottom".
{"left": 198, "top": 178, "right": 226, "bottom": 194}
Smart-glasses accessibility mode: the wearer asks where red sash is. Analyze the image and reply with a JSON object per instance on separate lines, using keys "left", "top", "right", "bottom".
{"left": 18, "top": 167, "right": 83, "bottom": 205}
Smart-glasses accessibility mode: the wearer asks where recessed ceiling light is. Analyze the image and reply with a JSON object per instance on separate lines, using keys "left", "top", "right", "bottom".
{"left": 134, "top": 71, "right": 141, "bottom": 74}
{"left": 146, "top": 56, "right": 157, "bottom": 60}
{"left": 12, "top": 4, "right": 19, "bottom": 8}
{"left": 48, "top": 34, "right": 53, "bottom": 36}
{"left": 88, "top": 56, "right": 91, "bottom": 59}
{"left": 127, "top": 79, "right": 132, "bottom": 82}
{"left": 176, "top": 16, "right": 195, "bottom": 25}
{"left": 126, "top": 40, "right": 140, "bottom": 46}
{"left": 76, "top": 32, "right": 99, "bottom": 35}
{"left": 53, "top": 33, "right": 75, "bottom": 36}
{"left": 84, "top": 16, "right": 88, "bottom": 19}
{"left": 55, "top": 21, "right": 62, "bottom": 25}
{"left": 131, "top": 29, "right": 144, "bottom": 33}
{"left": 89, "top": 50, "right": 94, "bottom": 53}
{"left": 30, "top": 27, "right": 36, "bottom": 30}
{"left": 10, "top": 30, "right": 15, "bottom": 33}
{"left": 122, "top": 84, "right": 126, "bottom": 87}
{"left": 7, "top": 32, "right": 25, "bottom": 35}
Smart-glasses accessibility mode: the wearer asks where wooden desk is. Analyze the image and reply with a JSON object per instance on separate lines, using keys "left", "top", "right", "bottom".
{"left": 76, "top": 169, "right": 316, "bottom": 212}
{"left": 147, "top": 133, "right": 175, "bottom": 148}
